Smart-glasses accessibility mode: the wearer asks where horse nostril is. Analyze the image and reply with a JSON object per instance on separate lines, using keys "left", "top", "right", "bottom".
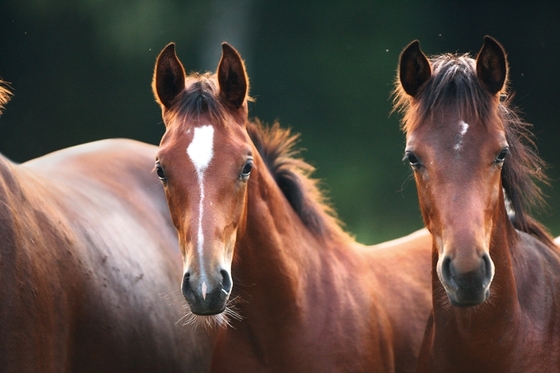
{"left": 220, "top": 269, "right": 232, "bottom": 294}
{"left": 441, "top": 256, "right": 458, "bottom": 290}
{"left": 482, "top": 253, "right": 493, "bottom": 283}
{"left": 441, "top": 255, "right": 451, "bottom": 278}
{"left": 182, "top": 272, "right": 191, "bottom": 294}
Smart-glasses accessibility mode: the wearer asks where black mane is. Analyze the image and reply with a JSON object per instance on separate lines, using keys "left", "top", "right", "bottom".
{"left": 246, "top": 119, "right": 349, "bottom": 240}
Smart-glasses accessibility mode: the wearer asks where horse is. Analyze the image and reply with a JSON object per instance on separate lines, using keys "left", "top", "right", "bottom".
{"left": 394, "top": 36, "right": 560, "bottom": 372}
{"left": 0, "top": 81, "right": 214, "bottom": 372}
{"left": 151, "top": 41, "right": 433, "bottom": 373}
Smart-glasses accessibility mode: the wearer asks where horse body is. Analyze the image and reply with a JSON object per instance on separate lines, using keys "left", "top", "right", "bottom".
{"left": 152, "top": 43, "right": 432, "bottom": 372}
{"left": 209, "top": 156, "right": 432, "bottom": 373}
{"left": 0, "top": 85, "right": 213, "bottom": 373}
{"left": 395, "top": 36, "right": 560, "bottom": 372}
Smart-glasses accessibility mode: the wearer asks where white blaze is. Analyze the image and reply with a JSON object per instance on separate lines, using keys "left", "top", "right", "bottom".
{"left": 454, "top": 120, "right": 469, "bottom": 151}
{"left": 459, "top": 121, "right": 469, "bottom": 136}
{"left": 186, "top": 125, "right": 215, "bottom": 281}
{"left": 187, "top": 125, "right": 215, "bottom": 171}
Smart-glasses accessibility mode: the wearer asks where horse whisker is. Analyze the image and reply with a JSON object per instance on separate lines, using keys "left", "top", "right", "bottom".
{"left": 178, "top": 295, "right": 244, "bottom": 330}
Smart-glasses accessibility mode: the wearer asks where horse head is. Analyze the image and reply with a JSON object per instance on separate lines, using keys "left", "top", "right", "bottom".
{"left": 153, "top": 43, "right": 251, "bottom": 317}
{"left": 396, "top": 36, "right": 510, "bottom": 306}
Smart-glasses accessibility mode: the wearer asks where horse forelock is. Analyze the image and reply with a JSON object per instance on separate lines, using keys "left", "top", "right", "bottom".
{"left": 394, "top": 53, "right": 494, "bottom": 134}
{"left": 393, "top": 53, "right": 554, "bottom": 248}
{"left": 163, "top": 73, "right": 227, "bottom": 129}
{"left": 246, "top": 120, "right": 349, "bottom": 240}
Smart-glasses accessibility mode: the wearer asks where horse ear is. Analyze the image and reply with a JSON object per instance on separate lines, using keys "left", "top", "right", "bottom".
{"left": 152, "top": 43, "right": 186, "bottom": 109}
{"left": 476, "top": 36, "right": 508, "bottom": 95}
{"left": 218, "top": 43, "right": 248, "bottom": 109}
{"left": 399, "top": 40, "right": 431, "bottom": 97}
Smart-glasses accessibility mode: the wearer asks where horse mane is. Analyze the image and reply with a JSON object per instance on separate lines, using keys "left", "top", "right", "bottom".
{"left": 393, "top": 53, "right": 555, "bottom": 248}
{"left": 246, "top": 119, "right": 351, "bottom": 241}
{"left": 500, "top": 97, "right": 553, "bottom": 246}
{"left": 0, "top": 80, "right": 12, "bottom": 115}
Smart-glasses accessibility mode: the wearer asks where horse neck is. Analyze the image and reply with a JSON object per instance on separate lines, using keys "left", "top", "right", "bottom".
{"left": 229, "top": 154, "right": 349, "bottom": 335}
{"left": 236, "top": 163, "right": 327, "bottom": 299}
{"left": 211, "top": 155, "right": 362, "bottom": 371}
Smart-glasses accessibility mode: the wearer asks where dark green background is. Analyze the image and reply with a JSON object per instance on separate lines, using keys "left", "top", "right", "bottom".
{"left": 1, "top": 1, "right": 559, "bottom": 244}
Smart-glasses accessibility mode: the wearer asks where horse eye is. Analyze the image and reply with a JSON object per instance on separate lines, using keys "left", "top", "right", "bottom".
{"left": 240, "top": 158, "right": 253, "bottom": 181}
{"left": 404, "top": 151, "right": 421, "bottom": 169}
{"left": 155, "top": 161, "right": 167, "bottom": 181}
{"left": 495, "top": 148, "right": 509, "bottom": 165}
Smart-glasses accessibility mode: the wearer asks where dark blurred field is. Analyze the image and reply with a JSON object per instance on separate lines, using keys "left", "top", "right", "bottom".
{"left": 1, "top": 0, "right": 559, "bottom": 243}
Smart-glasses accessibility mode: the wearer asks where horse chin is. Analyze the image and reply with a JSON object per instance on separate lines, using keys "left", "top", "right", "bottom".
{"left": 190, "top": 304, "right": 227, "bottom": 316}
{"left": 184, "top": 313, "right": 231, "bottom": 330}
{"left": 185, "top": 298, "right": 228, "bottom": 317}
{"left": 180, "top": 298, "right": 243, "bottom": 330}
{"left": 445, "top": 287, "right": 490, "bottom": 308}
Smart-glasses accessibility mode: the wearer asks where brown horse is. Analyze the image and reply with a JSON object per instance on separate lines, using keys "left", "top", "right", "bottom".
{"left": 395, "top": 36, "right": 560, "bottom": 372}
{"left": 152, "top": 42, "right": 433, "bottom": 372}
{"left": 0, "top": 82, "right": 214, "bottom": 372}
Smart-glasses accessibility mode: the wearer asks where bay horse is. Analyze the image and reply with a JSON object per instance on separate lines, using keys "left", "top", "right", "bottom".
{"left": 152, "top": 42, "right": 433, "bottom": 372}
{"left": 395, "top": 36, "right": 560, "bottom": 372}
{"left": 0, "top": 81, "right": 214, "bottom": 372}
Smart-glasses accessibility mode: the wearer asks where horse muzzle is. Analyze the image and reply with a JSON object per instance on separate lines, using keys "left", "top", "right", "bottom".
{"left": 438, "top": 252, "right": 494, "bottom": 307}
{"left": 181, "top": 269, "right": 232, "bottom": 315}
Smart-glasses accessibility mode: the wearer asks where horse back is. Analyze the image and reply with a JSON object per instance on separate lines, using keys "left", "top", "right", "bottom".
{"left": 364, "top": 229, "right": 433, "bottom": 373}
{"left": 0, "top": 139, "right": 213, "bottom": 372}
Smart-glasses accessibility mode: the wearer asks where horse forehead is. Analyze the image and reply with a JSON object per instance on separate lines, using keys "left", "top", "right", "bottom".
{"left": 406, "top": 120, "right": 460, "bottom": 153}
{"left": 161, "top": 122, "right": 247, "bottom": 163}
{"left": 184, "top": 124, "right": 245, "bottom": 176}
{"left": 410, "top": 117, "right": 501, "bottom": 151}
{"left": 187, "top": 125, "right": 215, "bottom": 171}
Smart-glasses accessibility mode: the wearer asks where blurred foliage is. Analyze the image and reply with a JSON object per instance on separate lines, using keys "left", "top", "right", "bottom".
{"left": 1, "top": 0, "right": 560, "bottom": 244}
